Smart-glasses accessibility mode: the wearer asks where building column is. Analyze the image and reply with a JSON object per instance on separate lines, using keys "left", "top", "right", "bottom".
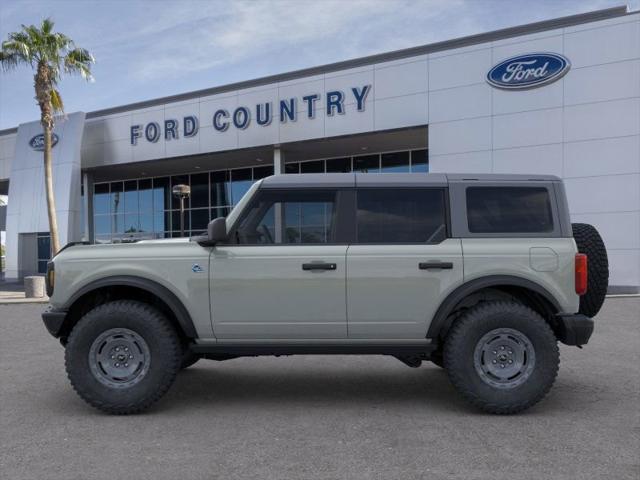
{"left": 83, "top": 172, "right": 94, "bottom": 243}
{"left": 273, "top": 147, "right": 285, "bottom": 175}
{"left": 273, "top": 147, "right": 285, "bottom": 242}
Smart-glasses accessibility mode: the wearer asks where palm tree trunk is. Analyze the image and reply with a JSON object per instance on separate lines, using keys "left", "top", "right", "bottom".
{"left": 43, "top": 123, "right": 61, "bottom": 255}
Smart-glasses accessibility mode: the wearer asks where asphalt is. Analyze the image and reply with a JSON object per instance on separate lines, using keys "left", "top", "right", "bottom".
{"left": 1, "top": 299, "right": 638, "bottom": 480}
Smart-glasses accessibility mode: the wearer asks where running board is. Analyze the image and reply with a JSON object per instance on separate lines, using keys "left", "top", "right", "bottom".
{"left": 190, "top": 342, "right": 437, "bottom": 357}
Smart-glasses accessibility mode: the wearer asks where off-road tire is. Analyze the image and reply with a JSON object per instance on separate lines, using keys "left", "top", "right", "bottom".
{"left": 444, "top": 301, "right": 559, "bottom": 414}
{"left": 572, "top": 223, "right": 609, "bottom": 317}
{"left": 65, "top": 300, "right": 182, "bottom": 414}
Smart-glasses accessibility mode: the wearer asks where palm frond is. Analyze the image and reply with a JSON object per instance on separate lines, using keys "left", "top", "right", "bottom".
{"left": 1, "top": 37, "right": 32, "bottom": 63}
{"left": 64, "top": 47, "right": 94, "bottom": 80}
{"left": 50, "top": 88, "right": 64, "bottom": 113}
{"left": 41, "top": 18, "right": 54, "bottom": 35}
{"left": 0, "top": 51, "right": 20, "bottom": 70}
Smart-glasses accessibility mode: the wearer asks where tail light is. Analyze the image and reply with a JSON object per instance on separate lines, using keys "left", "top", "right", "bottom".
{"left": 575, "top": 253, "right": 587, "bottom": 295}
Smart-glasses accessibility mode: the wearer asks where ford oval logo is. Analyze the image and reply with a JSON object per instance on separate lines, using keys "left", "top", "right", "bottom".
{"left": 487, "top": 53, "right": 570, "bottom": 90}
{"left": 29, "top": 133, "right": 59, "bottom": 151}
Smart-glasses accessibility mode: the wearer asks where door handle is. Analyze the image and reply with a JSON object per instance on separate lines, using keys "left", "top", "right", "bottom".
{"left": 419, "top": 261, "right": 453, "bottom": 270}
{"left": 302, "top": 262, "right": 337, "bottom": 271}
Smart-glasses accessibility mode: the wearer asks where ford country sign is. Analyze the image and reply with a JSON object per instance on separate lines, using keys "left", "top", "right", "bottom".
{"left": 29, "top": 133, "right": 59, "bottom": 151}
{"left": 487, "top": 53, "right": 570, "bottom": 90}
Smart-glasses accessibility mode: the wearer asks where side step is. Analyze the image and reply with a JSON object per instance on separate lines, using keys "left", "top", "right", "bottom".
{"left": 190, "top": 342, "right": 437, "bottom": 357}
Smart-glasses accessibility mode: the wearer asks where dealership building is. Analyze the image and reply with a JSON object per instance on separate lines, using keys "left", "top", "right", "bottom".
{"left": 0, "top": 6, "right": 639, "bottom": 292}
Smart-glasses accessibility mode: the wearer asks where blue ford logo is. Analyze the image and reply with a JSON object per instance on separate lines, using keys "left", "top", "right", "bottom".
{"left": 29, "top": 133, "right": 59, "bottom": 151}
{"left": 487, "top": 53, "right": 570, "bottom": 90}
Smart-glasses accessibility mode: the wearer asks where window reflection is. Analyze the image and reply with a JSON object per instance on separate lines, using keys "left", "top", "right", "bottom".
{"left": 381, "top": 151, "right": 409, "bottom": 173}
{"left": 230, "top": 168, "right": 252, "bottom": 204}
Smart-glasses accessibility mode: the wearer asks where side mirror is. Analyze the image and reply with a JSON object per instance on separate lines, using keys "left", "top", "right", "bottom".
{"left": 207, "top": 217, "right": 227, "bottom": 244}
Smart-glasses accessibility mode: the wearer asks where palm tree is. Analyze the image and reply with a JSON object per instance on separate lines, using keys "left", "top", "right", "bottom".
{"left": 0, "top": 18, "right": 94, "bottom": 255}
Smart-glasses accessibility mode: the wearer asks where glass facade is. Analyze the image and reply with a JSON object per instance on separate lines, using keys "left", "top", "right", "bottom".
{"left": 284, "top": 149, "right": 428, "bottom": 174}
{"left": 37, "top": 232, "right": 50, "bottom": 273}
{"left": 91, "top": 149, "right": 428, "bottom": 243}
{"left": 93, "top": 165, "right": 272, "bottom": 243}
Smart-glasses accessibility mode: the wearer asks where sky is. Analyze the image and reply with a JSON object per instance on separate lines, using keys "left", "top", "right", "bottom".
{"left": 0, "top": 0, "right": 637, "bottom": 130}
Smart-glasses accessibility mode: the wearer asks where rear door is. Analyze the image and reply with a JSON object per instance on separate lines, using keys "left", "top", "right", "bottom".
{"left": 346, "top": 186, "right": 463, "bottom": 339}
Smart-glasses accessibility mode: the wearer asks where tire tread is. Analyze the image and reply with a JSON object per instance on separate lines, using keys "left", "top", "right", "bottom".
{"left": 444, "top": 301, "right": 559, "bottom": 414}
{"left": 65, "top": 300, "right": 181, "bottom": 415}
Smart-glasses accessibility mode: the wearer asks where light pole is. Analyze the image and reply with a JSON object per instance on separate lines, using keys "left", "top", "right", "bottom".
{"left": 172, "top": 184, "right": 191, "bottom": 237}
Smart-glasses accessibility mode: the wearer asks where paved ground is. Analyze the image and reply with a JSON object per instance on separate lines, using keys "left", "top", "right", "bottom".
{"left": 1, "top": 299, "right": 638, "bottom": 480}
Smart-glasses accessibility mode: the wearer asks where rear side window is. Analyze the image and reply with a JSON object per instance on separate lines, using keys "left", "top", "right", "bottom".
{"left": 356, "top": 188, "right": 447, "bottom": 243}
{"left": 466, "top": 187, "right": 553, "bottom": 233}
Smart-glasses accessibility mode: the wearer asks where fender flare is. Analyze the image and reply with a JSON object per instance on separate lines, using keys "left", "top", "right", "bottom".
{"left": 426, "top": 275, "right": 561, "bottom": 340}
{"left": 64, "top": 275, "right": 197, "bottom": 338}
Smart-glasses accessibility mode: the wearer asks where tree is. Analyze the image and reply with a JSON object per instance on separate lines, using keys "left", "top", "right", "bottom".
{"left": 0, "top": 18, "right": 94, "bottom": 255}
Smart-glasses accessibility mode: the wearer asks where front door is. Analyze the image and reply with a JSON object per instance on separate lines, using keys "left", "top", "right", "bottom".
{"left": 346, "top": 187, "right": 463, "bottom": 339}
{"left": 210, "top": 188, "right": 348, "bottom": 339}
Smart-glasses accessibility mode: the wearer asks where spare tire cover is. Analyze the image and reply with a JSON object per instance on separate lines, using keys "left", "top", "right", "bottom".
{"left": 572, "top": 223, "right": 609, "bottom": 317}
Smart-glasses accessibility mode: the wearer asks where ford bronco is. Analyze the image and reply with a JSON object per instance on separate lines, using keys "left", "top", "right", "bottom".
{"left": 42, "top": 173, "right": 609, "bottom": 414}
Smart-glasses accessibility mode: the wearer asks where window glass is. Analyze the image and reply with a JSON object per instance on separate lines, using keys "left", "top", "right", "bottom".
{"left": 230, "top": 168, "right": 252, "bottom": 204}
{"left": 466, "top": 187, "right": 554, "bottom": 233}
{"left": 381, "top": 151, "right": 410, "bottom": 173}
{"left": 234, "top": 190, "right": 336, "bottom": 244}
{"left": 171, "top": 210, "right": 190, "bottom": 235}
{"left": 253, "top": 165, "right": 273, "bottom": 180}
{"left": 124, "top": 180, "right": 138, "bottom": 213}
{"left": 211, "top": 207, "right": 230, "bottom": 220}
{"left": 300, "top": 160, "right": 324, "bottom": 173}
{"left": 411, "top": 149, "right": 429, "bottom": 173}
{"left": 139, "top": 212, "right": 153, "bottom": 233}
{"left": 211, "top": 171, "right": 230, "bottom": 207}
{"left": 94, "top": 215, "right": 110, "bottom": 236}
{"left": 354, "top": 154, "right": 380, "bottom": 173}
{"left": 138, "top": 179, "right": 153, "bottom": 212}
{"left": 94, "top": 183, "right": 110, "bottom": 214}
{"left": 326, "top": 157, "right": 351, "bottom": 173}
{"left": 285, "top": 163, "right": 300, "bottom": 174}
{"left": 154, "top": 212, "right": 169, "bottom": 232}
{"left": 153, "top": 177, "right": 170, "bottom": 211}
{"left": 112, "top": 214, "right": 124, "bottom": 234}
{"left": 110, "top": 182, "right": 123, "bottom": 216}
{"left": 37, "top": 234, "right": 50, "bottom": 260}
{"left": 191, "top": 208, "right": 210, "bottom": 231}
{"left": 190, "top": 173, "right": 209, "bottom": 208}
{"left": 356, "top": 188, "right": 446, "bottom": 243}
{"left": 124, "top": 213, "right": 140, "bottom": 233}
{"left": 38, "top": 260, "right": 48, "bottom": 274}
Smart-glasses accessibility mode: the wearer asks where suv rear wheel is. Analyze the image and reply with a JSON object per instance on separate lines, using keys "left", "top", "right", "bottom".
{"left": 65, "top": 300, "right": 182, "bottom": 414}
{"left": 444, "top": 301, "right": 559, "bottom": 414}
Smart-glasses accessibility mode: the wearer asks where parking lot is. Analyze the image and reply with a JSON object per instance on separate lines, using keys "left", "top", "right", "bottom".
{"left": 1, "top": 298, "right": 638, "bottom": 480}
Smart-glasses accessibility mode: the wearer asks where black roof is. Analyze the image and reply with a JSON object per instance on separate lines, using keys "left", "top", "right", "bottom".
{"left": 259, "top": 173, "right": 560, "bottom": 188}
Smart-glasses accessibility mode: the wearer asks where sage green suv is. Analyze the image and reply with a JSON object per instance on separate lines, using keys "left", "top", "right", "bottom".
{"left": 42, "top": 173, "right": 609, "bottom": 414}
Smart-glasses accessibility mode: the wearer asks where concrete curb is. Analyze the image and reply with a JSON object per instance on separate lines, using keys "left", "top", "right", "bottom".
{"left": 0, "top": 297, "right": 49, "bottom": 305}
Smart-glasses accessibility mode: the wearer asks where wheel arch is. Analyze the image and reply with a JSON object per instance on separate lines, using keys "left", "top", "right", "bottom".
{"left": 60, "top": 275, "right": 197, "bottom": 342}
{"left": 426, "top": 275, "right": 561, "bottom": 341}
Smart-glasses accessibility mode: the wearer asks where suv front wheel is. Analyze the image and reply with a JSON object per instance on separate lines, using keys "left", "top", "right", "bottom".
{"left": 444, "top": 301, "right": 559, "bottom": 414}
{"left": 65, "top": 300, "right": 182, "bottom": 414}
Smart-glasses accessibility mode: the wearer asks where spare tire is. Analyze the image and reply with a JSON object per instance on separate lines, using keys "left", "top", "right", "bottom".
{"left": 572, "top": 223, "right": 609, "bottom": 317}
